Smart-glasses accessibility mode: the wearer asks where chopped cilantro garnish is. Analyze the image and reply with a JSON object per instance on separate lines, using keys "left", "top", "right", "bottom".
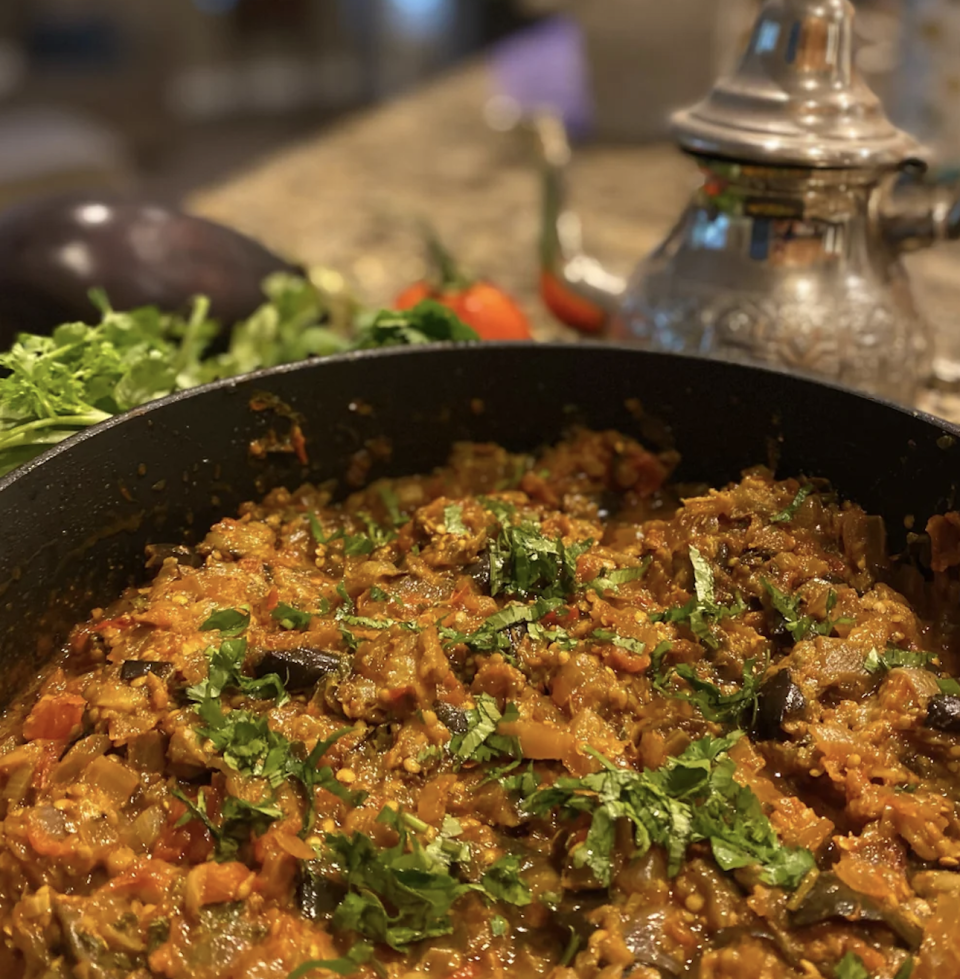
{"left": 481, "top": 854, "right": 532, "bottom": 907}
{"left": 172, "top": 785, "right": 282, "bottom": 861}
{"left": 592, "top": 629, "right": 646, "bottom": 656}
{"left": 200, "top": 607, "right": 250, "bottom": 637}
{"left": 763, "top": 580, "right": 850, "bottom": 642}
{"left": 559, "top": 929, "right": 581, "bottom": 966}
{"left": 325, "top": 806, "right": 509, "bottom": 950}
{"left": 863, "top": 646, "right": 959, "bottom": 695}
{"left": 288, "top": 943, "right": 376, "bottom": 979}
{"left": 498, "top": 762, "right": 540, "bottom": 795}
{"left": 834, "top": 952, "right": 870, "bottom": 979}
{"left": 443, "top": 504, "right": 468, "bottom": 535}
{"left": 186, "top": 638, "right": 288, "bottom": 705}
{"left": 893, "top": 956, "right": 914, "bottom": 979}
{"left": 336, "top": 581, "right": 354, "bottom": 612}
{"left": 655, "top": 655, "right": 767, "bottom": 725}
{"left": 271, "top": 603, "right": 313, "bottom": 631}
{"left": 438, "top": 597, "right": 564, "bottom": 653}
{"left": 527, "top": 620, "right": 577, "bottom": 650}
{"left": 864, "top": 647, "right": 935, "bottom": 674}
{"left": 771, "top": 485, "right": 814, "bottom": 523}
{"left": 378, "top": 485, "right": 404, "bottom": 527}
{"left": 524, "top": 732, "right": 814, "bottom": 889}
{"left": 649, "top": 547, "right": 745, "bottom": 649}
{"left": 449, "top": 693, "right": 522, "bottom": 766}
{"left": 369, "top": 585, "right": 390, "bottom": 603}
{"left": 486, "top": 505, "right": 591, "bottom": 600}
{"left": 322, "top": 807, "right": 530, "bottom": 951}
{"left": 582, "top": 558, "right": 651, "bottom": 596}
{"left": 490, "top": 915, "right": 508, "bottom": 937}
{"left": 648, "top": 640, "right": 672, "bottom": 675}
{"left": 356, "top": 512, "right": 397, "bottom": 549}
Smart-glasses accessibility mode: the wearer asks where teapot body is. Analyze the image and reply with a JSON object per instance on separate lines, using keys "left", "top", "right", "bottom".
{"left": 610, "top": 161, "right": 932, "bottom": 404}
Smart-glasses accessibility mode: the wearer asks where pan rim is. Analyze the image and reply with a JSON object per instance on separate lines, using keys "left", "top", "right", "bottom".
{"left": 2, "top": 341, "right": 958, "bottom": 493}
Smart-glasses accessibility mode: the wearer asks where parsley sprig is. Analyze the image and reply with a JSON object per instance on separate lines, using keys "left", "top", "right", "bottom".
{"left": 524, "top": 732, "right": 814, "bottom": 889}
{"left": 649, "top": 547, "right": 746, "bottom": 649}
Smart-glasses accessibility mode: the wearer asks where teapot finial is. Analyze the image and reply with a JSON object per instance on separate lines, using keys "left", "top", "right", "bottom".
{"left": 672, "top": 0, "right": 923, "bottom": 168}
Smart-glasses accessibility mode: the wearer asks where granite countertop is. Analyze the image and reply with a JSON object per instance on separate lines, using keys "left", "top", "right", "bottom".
{"left": 190, "top": 62, "right": 960, "bottom": 418}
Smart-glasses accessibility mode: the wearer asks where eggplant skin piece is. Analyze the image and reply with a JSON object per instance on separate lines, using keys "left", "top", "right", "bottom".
{"left": 120, "top": 660, "right": 174, "bottom": 681}
{"left": 434, "top": 701, "right": 469, "bottom": 734}
{"left": 752, "top": 670, "right": 806, "bottom": 741}
{"left": 253, "top": 648, "right": 344, "bottom": 691}
{"left": 788, "top": 872, "right": 923, "bottom": 951}
{"left": 925, "top": 694, "right": 960, "bottom": 733}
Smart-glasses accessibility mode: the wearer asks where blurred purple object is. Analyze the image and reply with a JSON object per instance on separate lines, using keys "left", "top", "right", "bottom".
{"left": 488, "top": 16, "right": 593, "bottom": 140}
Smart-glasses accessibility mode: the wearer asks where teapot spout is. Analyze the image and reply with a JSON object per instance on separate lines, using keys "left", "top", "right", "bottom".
{"left": 530, "top": 114, "right": 626, "bottom": 334}
{"left": 879, "top": 172, "right": 960, "bottom": 253}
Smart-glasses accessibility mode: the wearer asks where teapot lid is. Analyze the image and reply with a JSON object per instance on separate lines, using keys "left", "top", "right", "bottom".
{"left": 672, "top": 0, "right": 924, "bottom": 169}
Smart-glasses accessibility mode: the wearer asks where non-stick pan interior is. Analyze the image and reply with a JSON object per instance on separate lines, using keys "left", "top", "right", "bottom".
{"left": 1, "top": 343, "right": 958, "bottom": 705}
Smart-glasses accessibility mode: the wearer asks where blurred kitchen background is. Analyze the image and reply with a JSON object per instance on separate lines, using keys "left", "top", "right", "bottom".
{"left": 0, "top": 0, "right": 956, "bottom": 205}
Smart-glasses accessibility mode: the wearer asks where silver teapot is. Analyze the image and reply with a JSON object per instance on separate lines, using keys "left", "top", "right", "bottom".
{"left": 535, "top": 0, "right": 960, "bottom": 403}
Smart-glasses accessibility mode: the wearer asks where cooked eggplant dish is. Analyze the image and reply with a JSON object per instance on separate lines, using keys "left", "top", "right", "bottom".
{"left": 1, "top": 430, "right": 958, "bottom": 979}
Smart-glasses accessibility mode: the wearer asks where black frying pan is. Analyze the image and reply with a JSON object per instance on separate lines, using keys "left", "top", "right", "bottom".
{"left": 1, "top": 343, "right": 958, "bottom": 707}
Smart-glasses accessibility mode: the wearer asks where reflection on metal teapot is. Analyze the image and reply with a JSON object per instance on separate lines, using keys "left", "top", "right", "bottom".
{"left": 532, "top": 0, "right": 960, "bottom": 404}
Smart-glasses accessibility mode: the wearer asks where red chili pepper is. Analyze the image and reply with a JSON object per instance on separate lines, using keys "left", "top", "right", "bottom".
{"left": 395, "top": 227, "right": 532, "bottom": 341}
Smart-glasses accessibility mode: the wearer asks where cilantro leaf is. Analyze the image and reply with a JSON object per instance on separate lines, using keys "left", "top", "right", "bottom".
{"left": 378, "top": 486, "right": 404, "bottom": 527}
{"left": 193, "top": 701, "right": 363, "bottom": 832}
{"left": 288, "top": 942, "right": 376, "bottom": 979}
{"left": 443, "top": 504, "right": 468, "bottom": 536}
{"left": 763, "top": 580, "right": 850, "bottom": 642}
{"left": 172, "top": 785, "right": 282, "bottom": 861}
{"left": 487, "top": 507, "right": 591, "bottom": 601}
{"left": 592, "top": 629, "right": 646, "bottom": 656}
{"left": 201, "top": 607, "right": 251, "bottom": 637}
{"left": 186, "top": 638, "right": 288, "bottom": 705}
{"left": 490, "top": 916, "right": 508, "bottom": 937}
{"left": 439, "top": 597, "right": 564, "bottom": 653}
{"left": 655, "top": 656, "right": 767, "bottom": 726}
{"left": 369, "top": 585, "right": 389, "bottom": 603}
{"left": 582, "top": 559, "right": 651, "bottom": 596}
{"left": 893, "top": 958, "right": 914, "bottom": 979}
{"left": 649, "top": 547, "right": 745, "bottom": 649}
{"left": 480, "top": 854, "right": 532, "bottom": 907}
{"left": 271, "top": 603, "right": 313, "bottom": 631}
{"left": 525, "top": 732, "right": 814, "bottom": 889}
{"left": 864, "top": 647, "right": 935, "bottom": 674}
{"left": 326, "top": 807, "right": 481, "bottom": 950}
{"left": 834, "top": 952, "right": 870, "bottom": 979}
{"left": 771, "top": 485, "right": 814, "bottom": 523}
{"left": 448, "top": 694, "right": 522, "bottom": 766}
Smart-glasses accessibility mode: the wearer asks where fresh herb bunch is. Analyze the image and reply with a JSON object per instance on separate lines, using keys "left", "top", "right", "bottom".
{"left": 0, "top": 274, "right": 479, "bottom": 477}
